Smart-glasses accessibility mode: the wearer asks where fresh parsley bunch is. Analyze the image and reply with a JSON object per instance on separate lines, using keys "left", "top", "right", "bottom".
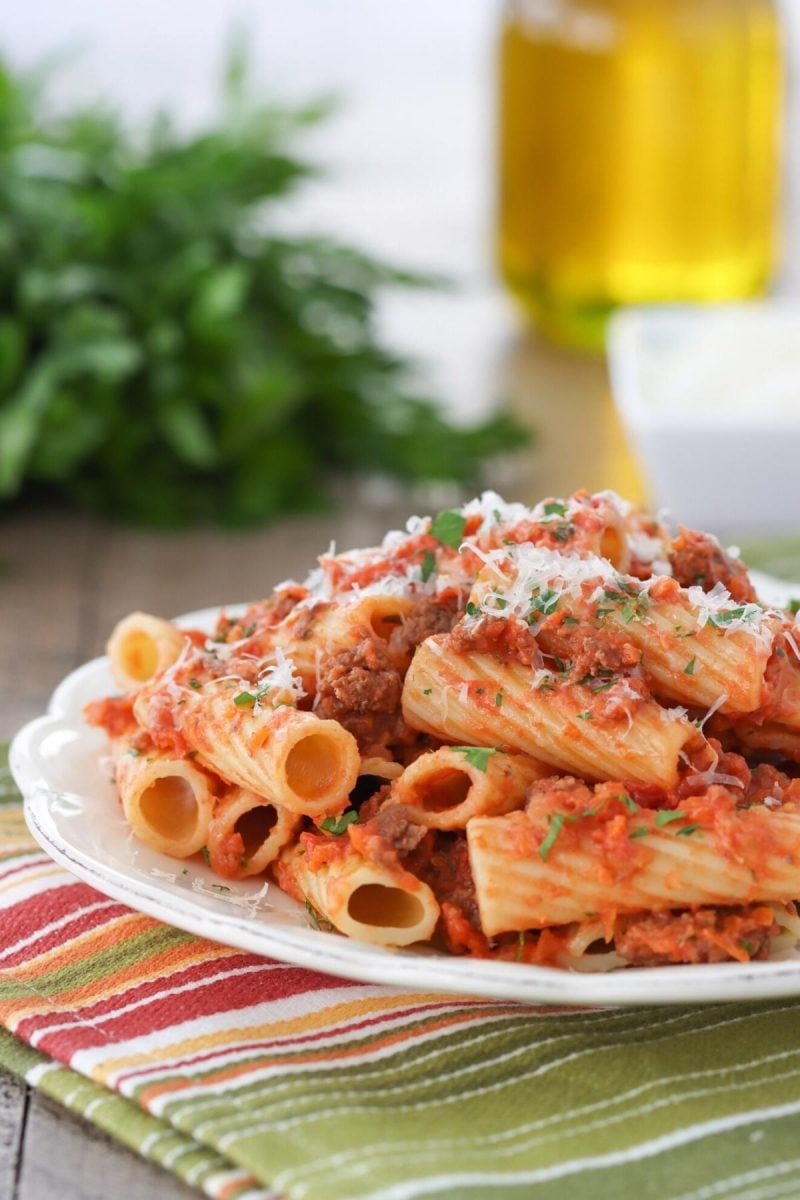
{"left": 0, "top": 54, "right": 527, "bottom": 526}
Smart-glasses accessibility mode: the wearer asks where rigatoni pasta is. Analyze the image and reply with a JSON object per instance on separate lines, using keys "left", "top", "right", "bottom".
{"left": 86, "top": 488, "right": 800, "bottom": 969}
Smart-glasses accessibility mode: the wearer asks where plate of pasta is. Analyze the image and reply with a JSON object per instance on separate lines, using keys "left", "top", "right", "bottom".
{"left": 13, "top": 490, "right": 800, "bottom": 1006}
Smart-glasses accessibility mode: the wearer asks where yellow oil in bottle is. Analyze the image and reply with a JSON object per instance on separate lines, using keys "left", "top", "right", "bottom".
{"left": 498, "top": 0, "right": 783, "bottom": 350}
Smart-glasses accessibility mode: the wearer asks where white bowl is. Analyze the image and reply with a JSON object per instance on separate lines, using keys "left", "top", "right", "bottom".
{"left": 607, "top": 303, "right": 800, "bottom": 536}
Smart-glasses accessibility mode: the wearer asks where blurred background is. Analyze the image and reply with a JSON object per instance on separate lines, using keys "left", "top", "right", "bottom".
{"left": 3, "top": 0, "right": 800, "bottom": 729}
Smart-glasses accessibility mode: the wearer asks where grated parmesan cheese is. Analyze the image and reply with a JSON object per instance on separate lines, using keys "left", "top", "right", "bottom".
{"left": 470, "top": 545, "right": 616, "bottom": 624}
{"left": 684, "top": 582, "right": 769, "bottom": 639}
{"left": 256, "top": 648, "right": 306, "bottom": 702}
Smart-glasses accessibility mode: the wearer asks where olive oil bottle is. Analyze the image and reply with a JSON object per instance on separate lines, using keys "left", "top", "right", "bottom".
{"left": 497, "top": 0, "right": 783, "bottom": 350}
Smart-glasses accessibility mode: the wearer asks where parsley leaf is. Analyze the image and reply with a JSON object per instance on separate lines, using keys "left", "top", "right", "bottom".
{"left": 319, "top": 810, "right": 359, "bottom": 835}
{"left": 305, "top": 899, "right": 333, "bottom": 931}
{"left": 466, "top": 601, "right": 480, "bottom": 618}
{"left": 200, "top": 846, "right": 211, "bottom": 866}
{"left": 430, "top": 510, "right": 467, "bottom": 549}
{"left": 529, "top": 588, "right": 560, "bottom": 617}
{"left": 234, "top": 691, "right": 257, "bottom": 706}
{"left": 789, "top": 600, "right": 800, "bottom": 615}
{"left": 655, "top": 810, "right": 688, "bottom": 826}
{"left": 452, "top": 746, "right": 497, "bottom": 772}
{"left": 539, "top": 812, "right": 567, "bottom": 860}
{"left": 684, "top": 657, "right": 696, "bottom": 676}
{"left": 420, "top": 550, "right": 436, "bottom": 583}
{"left": 676, "top": 823, "right": 701, "bottom": 837}
{"left": 543, "top": 500, "right": 567, "bottom": 517}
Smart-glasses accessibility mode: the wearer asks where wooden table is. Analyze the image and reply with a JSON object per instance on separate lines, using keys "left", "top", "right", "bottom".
{"left": 0, "top": 332, "right": 632, "bottom": 1197}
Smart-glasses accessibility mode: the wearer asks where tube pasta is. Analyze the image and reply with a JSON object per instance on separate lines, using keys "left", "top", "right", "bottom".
{"left": 402, "top": 636, "right": 697, "bottom": 789}
{"left": 468, "top": 561, "right": 776, "bottom": 716}
{"left": 278, "top": 841, "right": 439, "bottom": 947}
{"left": 107, "top": 612, "right": 187, "bottom": 690}
{"left": 206, "top": 788, "right": 301, "bottom": 879}
{"left": 359, "top": 757, "right": 404, "bottom": 781}
{"left": 390, "top": 746, "right": 548, "bottom": 830}
{"left": 593, "top": 592, "right": 777, "bottom": 715}
{"left": 134, "top": 679, "right": 359, "bottom": 818}
{"left": 114, "top": 746, "right": 217, "bottom": 858}
{"left": 467, "top": 803, "right": 800, "bottom": 936}
{"left": 268, "top": 593, "right": 416, "bottom": 694}
{"left": 87, "top": 487, "right": 800, "bottom": 971}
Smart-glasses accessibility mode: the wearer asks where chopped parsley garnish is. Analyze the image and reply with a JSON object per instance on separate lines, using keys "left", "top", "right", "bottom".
{"left": 494, "top": 596, "right": 508, "bottom": 610}
{"left": 619, "top": 793, "right": 638, "bottom": 812}
{"left": 200, "top": 846, "right": 211, "bottom": 866}
{"left": 186, "top": 749, "right": 198, "bottom": 759}
{"left": 529, "top": 588, "right": 560, "bottom": 618}
{"left": 708, "top": 606, "right": 754, "bottom": 629}
{"left": 629, "top": 828, "right": 649, "bottom": 839}
{"left": 577, "top": 710, "right": 593, "bottom": 721}
{"left": 423, "top": 687, "right": 432, "bottom": 695}
{"left": 466, "top": 601, "right": 480, "bottom": 618}
{"left": 789, "top": 599, "right": 800, "bottom": 614}
{"left": 240, "top": 856, "right": 249, "bottom": 868}
{"left": 495, "top": 692, "right": 503, "bottom": 707}
{"left": 319, "top": 810, "right": 359, "bottom": 835}
{"left": 562, "top": 616, "right": 579, "bottom": 626}
{"left": 539, "top": 812, "right": 568, "bottom": 860}
{"left": 552, "top": 656, "right": 569, "bottom": 674}
{"left": 128, "top": 747, "right": 141, "bottom": 757}
{"left": 655, "top": 810, "right": 688, "bottom": 826}
{"left": 552, "top": 523, "right": 575, "bottom": 543}
{"left": 430, "top": 509, "right": 467, "bottom": 549}
{"left": 577, "top": 673, "right": 616, "bottom": 694}
{"left": 452, "top": 746, "right": 497, "bottom": 772}
{"left": 543, "top": 501, "right": 568, "bottom": 517}
{"left": 676, "top": 823, "right": 701, "bottom": 837}
{"left": 420, "top": 550, "right": 436, "bottom": 583}
{"left": 234, "top": 690, "right": 258, "bottom": 707}
{"left": 211, "top": 884, "right": 231, "bottom": 894}
{"left": 741, "top": 939, "right": 754, "bottom": 955}
{"left": 602, "top": 580, "right": 649, "bottom": 624}
{"left": 188, "top": 678, "right": 201, "bottom": 689}
{"left": 304, "top": 899, "right": 333, "bottom": 932}
{"left": 684, "top": 656, "right": 696, "bottom": 676}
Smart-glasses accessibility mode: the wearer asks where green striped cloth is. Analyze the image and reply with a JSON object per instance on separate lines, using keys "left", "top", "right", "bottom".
{"left": 4, "top": 745, "right": 800, "bottom": 1200}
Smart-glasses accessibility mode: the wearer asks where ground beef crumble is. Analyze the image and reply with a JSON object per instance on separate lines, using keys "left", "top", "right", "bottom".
{"left": 314, "top": 634, "right": 404, "bottom": 750}
{"left": 388, "top": 595, "right": 460, "bottom": 659}
{"left": 669, "top": 528, "right": 755, "bottom": 603}
{"left": 614, "top": 905, "right": 777, "bottom": 966}
{"left": 449, "top": 615, "right": 539, "bottom": 666}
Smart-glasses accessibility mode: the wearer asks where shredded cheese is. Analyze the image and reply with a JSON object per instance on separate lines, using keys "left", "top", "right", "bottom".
{"left": 684, "top": 582, "right": 767, "bottom": 638}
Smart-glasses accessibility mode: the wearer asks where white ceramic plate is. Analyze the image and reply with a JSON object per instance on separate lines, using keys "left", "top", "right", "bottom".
{"left": 12, "top": 573, "right": 800, "bottom": 1007}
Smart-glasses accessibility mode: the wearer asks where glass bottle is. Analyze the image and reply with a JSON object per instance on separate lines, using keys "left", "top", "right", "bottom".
{"left": 497, "top": 0, "right": 783, "bottom": 351}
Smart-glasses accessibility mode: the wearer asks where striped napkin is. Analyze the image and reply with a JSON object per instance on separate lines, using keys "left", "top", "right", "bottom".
{"left": 4, "top": 746, "right": 800, "bottom": 1200}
